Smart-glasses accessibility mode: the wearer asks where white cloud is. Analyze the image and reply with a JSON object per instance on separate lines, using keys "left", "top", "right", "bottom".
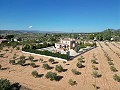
{"left": 28, "top": 25, "right": 32, "bottom": 28}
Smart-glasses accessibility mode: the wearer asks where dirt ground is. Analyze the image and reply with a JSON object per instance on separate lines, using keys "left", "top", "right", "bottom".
{"left": 0, "top": 42, "right": 120, "bottom": 90}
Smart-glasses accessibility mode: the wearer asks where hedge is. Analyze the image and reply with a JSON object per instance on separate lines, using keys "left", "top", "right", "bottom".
{"left": 22, "top": 48, "right": 69, "bottom": 60}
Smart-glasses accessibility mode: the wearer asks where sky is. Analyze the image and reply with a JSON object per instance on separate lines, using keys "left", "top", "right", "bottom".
{"left": 0, "top": 0, "right": 119, "bottom": 32}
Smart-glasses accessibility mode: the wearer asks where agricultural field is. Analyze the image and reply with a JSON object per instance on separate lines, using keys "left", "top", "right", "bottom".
{"left": 0, "top": 41, "right": 120, "bottom": 90}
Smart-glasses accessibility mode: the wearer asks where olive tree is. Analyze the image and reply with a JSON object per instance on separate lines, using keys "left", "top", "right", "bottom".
{"left": 45, "top": 71, "right": 57, "bottom": 81}
{"left": 42, "top": 64, "right": 50, "bottom": 70}
{"left": 113, "top": 74, "right": 120, "bottom": 82}
{"left": 31, "top": 71, "right": 38, "bottom": 78}
{"left": 49, "top": 58, "right": 55, "bottom": 64}
{"left": 9, "top": 60, "right": 16, "bottom": 65}
{"left": 0, "top": 78, "right": 11, "bottom": 90}
{"left": 20, "top": 55, "right": 25, "bottom": 61}
{"left": 76, "top": 61, "right": 84, "bottom": 68}
{"left": 55, "top": 65, "right": 64, "bottom": 72}
{"left": 68, "top": 79, "right": 77, "bottom": 86}
{"left": 29, "top": 56, "right": 34, "bottom": 62}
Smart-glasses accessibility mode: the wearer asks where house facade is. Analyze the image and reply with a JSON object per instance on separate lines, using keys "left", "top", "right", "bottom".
{"left": 55, "top": 38, "right": 76, "bottom": 51}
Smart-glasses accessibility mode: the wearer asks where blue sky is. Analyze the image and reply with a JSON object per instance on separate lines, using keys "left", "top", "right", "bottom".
{"left": 0, "top": 0, "right": 119, "bottom": 32}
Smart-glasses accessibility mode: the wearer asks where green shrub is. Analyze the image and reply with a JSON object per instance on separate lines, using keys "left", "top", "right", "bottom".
{"left": 0, "top": 47, "right": 3, "bottom": 50}
{"left": 29, "top": 56, "right": 34, "bottom": 62}
{"left": 0, "top": 78, "right": 11, "bottom": 90}
{"left": 0, "top": 54, "right": 3, "bottom": 57}
{"left": 55, "top": 65, "right": 64, "bottom": 72}
{"left": 110, "top": 66, "right": 117, "bottom": 72}
{"left": 30, "top": 62, "right": 37, "bottom": 68}
{"left": 91, "top": 59, "right": 97, "bottom": 64}
{"left": 80, "top": 44, "right": 86, "bottom": 49}
{"left": 39, "top": 58, "right": 43, "bottom": 63}
{"left": 63, "top": 61, "right": 66, "bottom": 64}
{"left": 42, "top": 64, "right": 50, "bottom": 70}
{"left": 5, "top": 49, "right": 9, "bottom": 52}
{"left": 49, "top": 58, "right": 55, "bottom": 64}
{"left": 16, "top": 47, "right": 20, "bottom": 50}
{"left": 68, "top": 79, "right": 77, "bottom": 86}
{"left": 78, "top": 57, "right": 84, "bottom": 63}
{"left": 32, "top": 71, "right": 38, "bottom": 78}
{"left": 9, "top": 60, "right": 16, "bottom": 65}
{"left": 22, "top": 48, "right": 69, "bottom": 60}
{"left": 71, "top": 69, "right": 81, "bottom": 75}
{"left": 45, "top": 71, "right": 57, "bottom": 81}
{"left": 113, "top": 74, "right": 120, "bottom": 82}
{"left": 108, "top": 61, "right": 114, "bottom": 65}
{"left": 92, "top": 71, "right": 101, "bottom": 78}
{"left": 92, "top": 65, "right": 98, "bottom": 70}
{"left": 20, "top": 55, "right": 25, "bottom": 61}
{"left": 76, "top": 62, "right": 83, "bottom": 68}
{"left": 17, "top": 60, "right": 25, "bottom": 66}
{"left": 13, "top": 55, "right": 17, "bottom": 59}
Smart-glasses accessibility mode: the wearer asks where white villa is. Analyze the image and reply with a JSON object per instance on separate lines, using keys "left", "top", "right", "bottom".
{"left": 55, "top": 38, "right": 76, "bottom": 55}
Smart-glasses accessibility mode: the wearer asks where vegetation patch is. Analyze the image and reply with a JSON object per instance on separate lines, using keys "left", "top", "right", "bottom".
{"left": 113, "top": 74, "right": 120, "bottom": 82}
{"left": 68, "top": 79, "right": 77, "bottom": 86}
{"left": 110, "top": 66, "right": 117, "bottom": 72}
{"left": 45, "top": 71, "right": 58, "bottom": 81}
{"left": 92, "top": 71, "right": 101, "bottom": 78}
{"left": 22, "top": 48, "right": 69, "bottom": 60}
{"left": 55, "top": 65, "right": 64, "bottom": 72}
{"left": 9, "top": 60, "right": 16, "bottom": 65}
{"left": 71, "top": 69, "right": 81, "bottom": 75}
{"left": 31, "top": 71, "right": 38, "bottom": 78}
{"left": 76, "top": 61, "right": 84, "bottom": 68}
{"left": 49, "top": 58, "right": 55, "bottom": 64}
{"left": 42, "top": 64, "right": 51, "bottom": 70}
{"left": 0, "top": 78, "right": 21, "bottom": 90}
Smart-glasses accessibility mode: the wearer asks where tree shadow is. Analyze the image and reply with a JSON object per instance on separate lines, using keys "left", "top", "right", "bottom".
{"left": 56, "top": 76, "right": 63, "bottom": 81}
{"left": 81, "top": 61, "right": 85, "bottom": 63}
{"left": 25, "top": 58, "right": 29, "bottom": 60}
{"left": 95, "top": 62, "right": 99, "bottom": 64}
{"left": 113, "top": 69, "right": 118, "bottom": 72}
{"left": 96, "top": 86, "right": 100, "bottom": 89}
{"left": 33, "top": 59, "right": 38, "bottom": 62}
{"left": 52, "top": 61, "right": 59, "bottom": 64}
{"left": 78, "top": 65, "right": 85, "bottom": 68}
{"left": 24, "top": 63, "right": 30, "bottom": 66}
{"left": 49, "top": 66, "right": 54, "bottom": 69}
{"left": 20, "top": 86, "right": 32, "bottom": 90}
{"left": 92, "top": 84, "right": 100, "bottom": 89}
{"left": 63, "top": 69, "right": 68, "bottom": 72}
{"left": 10, "top": 82, "right": 21, "bottom": 90}
{"left": 43, "top": 61, "right": 47, "bottom": 63}
{"left": 37, "top": 74, "right": 44, "bottom": 78}
{"left": 66, "top": 64, "right": 70, "bottom": 65}
{"left": 97, "top": 74, "right": 102, "bottom": 78}
{"left": 92, "top": 62, "right": 99, "bottom": 64}
{"left": 32, "top": 65, "right": 40, "bottom": 68}
{"left": 1, "top": 67, "right": 8, "bottom": 70}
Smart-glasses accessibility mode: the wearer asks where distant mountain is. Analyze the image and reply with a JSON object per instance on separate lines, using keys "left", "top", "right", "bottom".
{"left": 0, "top": 30, "right": 22, "bottom": 34}
{"left": 19, "top": 30, "right": 64, "bottom": 33}
{"left": 0, "top": 29, "right": 119, "bottom": 34}
{"left": 0, "top": 30, "right": 64, "bottom": 34}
